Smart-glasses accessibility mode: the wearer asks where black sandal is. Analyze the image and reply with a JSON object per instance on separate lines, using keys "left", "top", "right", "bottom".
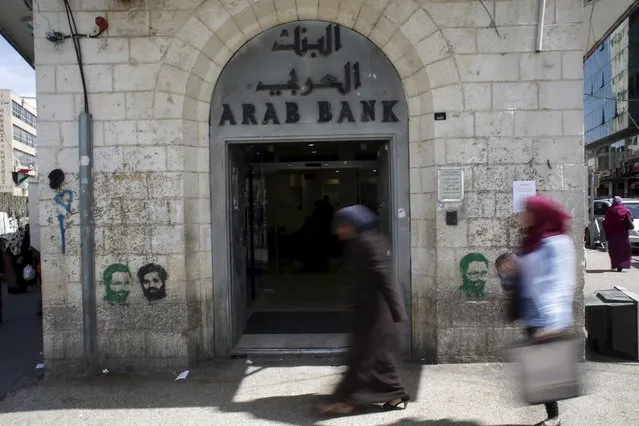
{"left": 382, "top": 395, "right": 409, "bottom": 410}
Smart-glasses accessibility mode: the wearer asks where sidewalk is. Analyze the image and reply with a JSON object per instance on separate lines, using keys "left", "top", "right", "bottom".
{"left": 584, "top": 248, "right": 639, "bottom": 296}
{"left": 1, "top": 251, "right": 638, "bottom": 424}
{"left": 0, "top": 359, "right": 637, "bottom": 425}
{"left": 0, "top": 283, "right": 43, "bottom": 401}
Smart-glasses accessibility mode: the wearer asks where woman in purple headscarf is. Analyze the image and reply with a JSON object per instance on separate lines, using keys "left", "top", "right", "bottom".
{"left": 603, "top": 196, "right": 633, "bottom": 272}
{"left": 318, "top": 205, "right": 409, "bottom": 414}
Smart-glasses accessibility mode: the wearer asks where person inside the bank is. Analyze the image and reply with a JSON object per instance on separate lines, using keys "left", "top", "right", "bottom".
{"left": 603, "top": 196, "right": 633, "bottom": 272}
{"left": 318, "top": 205, "right": 409, "bottom": 414}
{"left": 517, "top": 195, "right": 576, "bottom": 426}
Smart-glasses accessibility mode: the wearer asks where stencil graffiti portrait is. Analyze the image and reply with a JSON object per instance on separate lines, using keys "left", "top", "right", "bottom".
{"left": 137, "top": 263, "right": 168, "bottom": 302}
{"left": 103, "top": 263, "right": 132, "bottom": 306}
{"left": 459, "top": 253, "right": 489, "bottom": 298}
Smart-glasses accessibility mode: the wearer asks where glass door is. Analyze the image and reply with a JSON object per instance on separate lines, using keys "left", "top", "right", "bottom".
{"left": 228, "top": 145, "right": 249, "bottom": 342}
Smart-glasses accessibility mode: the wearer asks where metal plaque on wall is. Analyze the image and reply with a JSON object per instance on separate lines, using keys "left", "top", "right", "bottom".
{"left": 437, "top": 167, "right": 464, "bottom": 202}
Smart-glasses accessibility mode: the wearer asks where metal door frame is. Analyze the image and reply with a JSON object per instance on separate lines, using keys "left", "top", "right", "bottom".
{"left": 213, "top": 134, "right": 411, "bottom": 355}
{"left": 248, "top": 160, "right": 378, "bottom": 172}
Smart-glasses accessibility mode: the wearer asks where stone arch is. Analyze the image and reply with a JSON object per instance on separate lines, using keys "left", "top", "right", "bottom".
{"left": 151, "top": 0, "right": 463, "bottom": 359}
{"left": 152, "top": 0, "right": 464, "bottom": 130}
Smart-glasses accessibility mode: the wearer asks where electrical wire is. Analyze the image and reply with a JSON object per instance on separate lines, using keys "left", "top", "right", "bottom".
{"left": 627, "top": 108, "right": 639, "bottom": 130}
{"left": 65, "top": 1, "right": 88, "bottom": 113}
{"left": 584, "top": 93, "right": 639, "bottom": 102}
{"left": 585, "top": 93, "right": 639, "bottom": 103}
{"left": 585, "top": 0, "right": 597, "bottom": 53}
{"left": 478, "top": 0, "right": 500, "bottom": 38}
{"left": 62, "top": 0, "right": 89, "bottom": 114}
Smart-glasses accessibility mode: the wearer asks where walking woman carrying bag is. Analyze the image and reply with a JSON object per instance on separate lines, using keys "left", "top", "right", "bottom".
{"left": 512, "top": 196, "right": 578, "bottom": 426}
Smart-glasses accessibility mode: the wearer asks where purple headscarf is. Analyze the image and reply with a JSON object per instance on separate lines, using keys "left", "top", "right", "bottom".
{"left": 613, "top": 196, "right": 623, "bottom": 206}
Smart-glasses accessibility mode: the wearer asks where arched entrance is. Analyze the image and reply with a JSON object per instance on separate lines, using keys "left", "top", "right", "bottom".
{"left": 210, "top": 21, "right": 410, "bottom": 356}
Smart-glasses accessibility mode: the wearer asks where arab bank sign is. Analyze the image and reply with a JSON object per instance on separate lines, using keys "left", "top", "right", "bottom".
{"left": 214, "top": 21, "right": 404, "bottom": 129}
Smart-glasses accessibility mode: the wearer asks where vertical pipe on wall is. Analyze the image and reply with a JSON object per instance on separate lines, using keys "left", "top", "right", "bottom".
{"left": 536, "top": 0, "right": 547, "bottom": 52}
{"left": 79, "top": 112, "right": 97, "bottom": 373}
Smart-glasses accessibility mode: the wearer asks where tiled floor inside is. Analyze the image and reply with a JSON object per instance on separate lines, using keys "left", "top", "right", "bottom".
{"left": 251, "top": 272, "right": 350, "bottom": 313}
{"left": 233, "top": 333, "right": 348, "bottom": 353}
{"left": 235, "top": 271, "right": 351, "bottom": 353}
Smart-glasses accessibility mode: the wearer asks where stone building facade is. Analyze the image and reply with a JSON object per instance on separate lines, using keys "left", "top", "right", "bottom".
{"left": 34, "top": 0, "right": 585, "bottom": 371}
{"left": 0, "top": 90, "right": 37, "bottom": 197}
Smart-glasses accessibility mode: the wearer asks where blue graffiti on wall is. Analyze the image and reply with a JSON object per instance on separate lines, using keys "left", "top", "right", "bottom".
{"left": 54, "top": 190, "right": 73, "bottom": 254}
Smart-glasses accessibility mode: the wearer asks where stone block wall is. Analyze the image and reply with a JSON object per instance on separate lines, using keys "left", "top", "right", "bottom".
{"left": 34, "top": 0, "right": 585, "bottom": 369}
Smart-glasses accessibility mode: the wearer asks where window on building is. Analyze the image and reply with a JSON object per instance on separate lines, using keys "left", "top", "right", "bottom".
{"left": 13, "top": 149, "right": 36, "bottom": 170}
{"left": 597, "top": 146, "right": 610, "bottom": 171}
{"left": 12, "top": 125, "right": 37, "bottom": 148}
{"left": 11, "top": 101, "right": 36, "bottom": 128}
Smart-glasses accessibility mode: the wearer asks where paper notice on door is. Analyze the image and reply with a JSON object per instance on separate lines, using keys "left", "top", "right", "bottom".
{"left": 513, "top": 180, "right": 536, "bottom": 213}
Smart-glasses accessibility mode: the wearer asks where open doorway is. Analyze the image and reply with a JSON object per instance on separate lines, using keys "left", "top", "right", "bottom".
{"left": 228, "top": 140, "right": 390, "bottom": 353}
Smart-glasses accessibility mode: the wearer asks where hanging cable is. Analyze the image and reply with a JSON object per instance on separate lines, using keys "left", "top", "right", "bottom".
{"left": 478, "top": 0, "right": 500, "bottom": 37}
{"left": 62, "top": 0, "right": 89, "bottom": 114}
{"left": 585, "top": 93, "right": 639, "bottom": 103}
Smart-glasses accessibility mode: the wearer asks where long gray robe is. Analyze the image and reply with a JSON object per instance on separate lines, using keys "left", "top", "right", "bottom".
{"left": 334, "top": 230, "right": 408, "bottom": 405}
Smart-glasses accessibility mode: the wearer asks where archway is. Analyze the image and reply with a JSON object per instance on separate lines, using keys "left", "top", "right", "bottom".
{"left": 209, "top": 21, "right": 410, "bottom": 355}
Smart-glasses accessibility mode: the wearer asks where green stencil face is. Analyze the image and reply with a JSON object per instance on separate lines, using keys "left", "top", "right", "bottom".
{"left": 459, "top": 253, "right": 489, "bottom": 298}
{"left": 103, "top": 264, "right": 132, "bottom": 305}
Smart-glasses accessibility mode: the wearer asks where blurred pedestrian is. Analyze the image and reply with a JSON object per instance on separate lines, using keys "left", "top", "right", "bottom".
{"left": 494, "top": 252, "right": 522, "bottom": 323}
{"left": 517, "top": 195, "right": 576, "bottom": 426}
{"left": 603, "top": 196, "right": 633, "bottom": 272}
{"left": 318, "top": 205, "right": 409, "bottom": 414}
{"left": 3, "top": 227, "right": 30, "bottom": 294}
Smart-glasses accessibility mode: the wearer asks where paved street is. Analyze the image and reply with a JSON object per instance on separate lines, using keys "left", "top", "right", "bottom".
{"left": 584, "top": 248, "right": 639, "bottom": 296}
{"left": 0, "top": 283, "right": 42, "bottom": 402}
{"left": 0, "top": 250, "right": 638, "bottom": 425}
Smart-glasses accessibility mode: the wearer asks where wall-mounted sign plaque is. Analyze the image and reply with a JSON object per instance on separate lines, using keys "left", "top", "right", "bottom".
{"left": 438, "top": 167, "right": 464, "bottom": 202}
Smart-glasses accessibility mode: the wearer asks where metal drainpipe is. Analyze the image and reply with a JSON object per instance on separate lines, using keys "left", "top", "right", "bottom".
{"left": 536, "top": 0, "right": 547, "bottom": 52}
{"left": 79, "top": 112, "right": 98, "bottom": 373}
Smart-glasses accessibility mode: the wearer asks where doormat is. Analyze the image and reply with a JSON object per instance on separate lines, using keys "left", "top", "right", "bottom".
{"left": 244, "top": 311, "right": 349, "bottom": 334}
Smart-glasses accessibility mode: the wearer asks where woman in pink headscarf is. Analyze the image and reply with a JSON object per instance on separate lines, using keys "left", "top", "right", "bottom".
{"left": 603, "top": 196, "right": 633, "bottom": 272}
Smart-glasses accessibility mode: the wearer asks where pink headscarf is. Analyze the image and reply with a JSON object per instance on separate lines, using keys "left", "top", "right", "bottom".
{"left": 521, "top": 196, "right": 571, "bottom": 254}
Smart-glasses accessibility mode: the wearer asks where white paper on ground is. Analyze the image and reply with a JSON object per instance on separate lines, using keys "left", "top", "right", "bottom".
{"left": 175, "top": 370, "right": 190, "bottom": 381}
{"left": 35, "top": 364, "right": 44, "bottom": 369}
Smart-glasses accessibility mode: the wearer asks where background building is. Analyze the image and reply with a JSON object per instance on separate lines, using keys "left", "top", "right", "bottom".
{"left": 584, "top": 0, "right": 639, "bottom": 197}
{"left": 32, "top": 0, "right": 585, "bottom": 371}
{"left": 0, "top": 89, "right": 37, "bottom": 197}
{"left": 0, "top": 89, "right": 36, "bottom": 233}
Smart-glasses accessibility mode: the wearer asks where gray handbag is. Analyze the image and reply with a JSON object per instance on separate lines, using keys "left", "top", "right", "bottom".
{"left": 506, "top": 337, "right": 582, "bottom": 405}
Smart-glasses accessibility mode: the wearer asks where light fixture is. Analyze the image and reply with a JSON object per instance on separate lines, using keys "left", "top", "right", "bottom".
{"left": 308, "top": 143, "right": 315, "bottom": 147}
{"left": 312, "top": 150, "right": 317, "bottom": 154}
